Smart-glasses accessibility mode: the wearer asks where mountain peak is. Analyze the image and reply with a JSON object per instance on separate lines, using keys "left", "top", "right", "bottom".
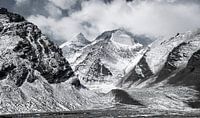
{"left": 60, "top": 33, "right": 91, "bottom": 48}
{"left": 77, "top": 33, "right": 85, "bottom": 38}
{"left": 60, "top": 33, "right": 91, "bottom": 59}
{"left": 95, "top": 29, "right": 153, "bottom": 46}
{"left": 95, "top": 29, "right": 137, "bottom": 46}
{"left": 111, "top": 29, "right": 137, "bottom": 46}
{"left": 72, "top": 33, "right": 91, "bottom": 45}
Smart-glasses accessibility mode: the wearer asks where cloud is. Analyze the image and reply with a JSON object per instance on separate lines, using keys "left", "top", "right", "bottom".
{"left": 6, "top": 0, "right": 200, "bottom": 44}
{"left": 44, "top": 3, "right": 62, "bottom": 18}
{"left": 48, "top": 0, "right": 80, "bottom": 10}
{"left": 28, "top": 15, "right": 85, "bottom": 44}
{"left": 72, "top": 0, "right": 200, "bottom": 38}
{"left": 15, "top": 0, "right": 27, "bottom": 5}
{"left": 28, "top": 0, "right": 200, "bottom": 43}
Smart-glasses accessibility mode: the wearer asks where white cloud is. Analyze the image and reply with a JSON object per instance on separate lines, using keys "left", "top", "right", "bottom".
{"left": 28, "top": 15, "right": 85, "bottom": 42}
{"left": 15, "top": 0, "right": 28, "bottom": 6}
{"left": 48, "top": 0, "right": 80, "bottom": 10}
{"left": 27, "top": 0, "right": 200, "bottom": 43}
{"left": 45, "top": 3, "right": 62, "bottom": 18}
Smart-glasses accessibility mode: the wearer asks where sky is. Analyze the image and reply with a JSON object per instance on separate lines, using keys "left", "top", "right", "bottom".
{"left": 1, "top": 0, "right": 200, "bottom": 44}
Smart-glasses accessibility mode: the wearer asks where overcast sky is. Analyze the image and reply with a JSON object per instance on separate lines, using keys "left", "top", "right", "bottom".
{"left": 1, "top": 0, "right": 200, "bottom": 44}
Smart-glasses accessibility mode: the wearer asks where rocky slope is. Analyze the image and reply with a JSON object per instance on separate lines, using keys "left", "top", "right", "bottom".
{"left": 83, "top": 59, "right": 112, "bottom": 82}
{"left": 0, "top": 8, "right": 109, "bottom": 114}
{"left": 0, "top": 8, "right": 74, "bottom": 85}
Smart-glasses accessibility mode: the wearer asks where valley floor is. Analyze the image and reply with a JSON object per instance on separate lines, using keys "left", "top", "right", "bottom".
{"left": 1, "top": 105, "right": 200, "bottom": 118}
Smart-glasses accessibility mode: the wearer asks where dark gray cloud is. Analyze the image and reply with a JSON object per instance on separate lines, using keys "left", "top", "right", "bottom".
{"left": 15, "top": 0, "right": 49, "bottom": 17}
{"left": 0, "top": 0, "right": 84, "bottom": 18}
{"left": 0, "top": 0, "right": 15, "bottom": 12}
{"left": 1, "top": 0, "right": 200, "bottom": 45}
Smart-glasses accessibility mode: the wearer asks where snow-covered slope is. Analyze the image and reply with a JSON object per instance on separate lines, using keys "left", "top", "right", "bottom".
{"left": 71, "top": 29, "right": 148, "bottom": 88}
{"left": 60, "top": 33, "right": 91, "bottom": 62}
{"left": 120, "top": 29, "right": 200, "bottom": 89}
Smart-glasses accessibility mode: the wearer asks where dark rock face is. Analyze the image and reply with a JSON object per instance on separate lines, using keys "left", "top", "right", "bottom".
{"left": 155, "top": 42, "right": 188, "bottom": 83}
{"left": 168, "top": 49, "right": 200, "bottom": 88}
{"left": 84, "top": 59, "right": 112, "bottom": 82}
{"left": 71, "top": 78, "right": 81, "bottom": 88}
{"left": 0, "top": 63, "right": 16, "bottom": 78}
{"left": 0, "top": 8, "right": 7, "bottom": 13}
{"left": 70, "top": 77, "right": 86, "bottom": 89}
{"left": 0, "top": 9, "right": 74, "bottom": 86}
{"left": 121, "top": 56, "right": 153, "bottom": 86}
{"left": 0, "top": 8, "right": 25, "bottom": 22}
{"left": 0, "top": 22, "right": 3, "bottom": 32}
{"left": 165, "top": 49, "right": 200, "bottom": 108}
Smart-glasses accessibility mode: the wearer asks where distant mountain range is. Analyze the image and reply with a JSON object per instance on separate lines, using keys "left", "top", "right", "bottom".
{"left": 61, "top": 29, "right": 152, "bottom": 89}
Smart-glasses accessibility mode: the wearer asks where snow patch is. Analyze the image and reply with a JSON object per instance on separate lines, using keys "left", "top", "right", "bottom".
{"left": 86, "top": 82, "right": 118, "bottom": 93}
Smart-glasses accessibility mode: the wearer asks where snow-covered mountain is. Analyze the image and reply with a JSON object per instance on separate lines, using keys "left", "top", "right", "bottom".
{"left": 70, "top": 29, "right": 150, "bottom": 88}
{"left": 120, "top": 29, "right": 200, "bottom": 88}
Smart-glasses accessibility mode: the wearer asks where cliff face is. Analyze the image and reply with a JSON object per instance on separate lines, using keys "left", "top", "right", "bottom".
{"left": 0, "top": 8, "right": 74, "bottom": 86}
{"left": 167, "top": 49, "right": 200, "bottom": 89}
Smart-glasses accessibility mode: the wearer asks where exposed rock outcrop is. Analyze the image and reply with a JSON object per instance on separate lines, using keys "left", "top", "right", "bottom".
{"left": 0, "top": 8, "right": 74, "bottom": 86}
